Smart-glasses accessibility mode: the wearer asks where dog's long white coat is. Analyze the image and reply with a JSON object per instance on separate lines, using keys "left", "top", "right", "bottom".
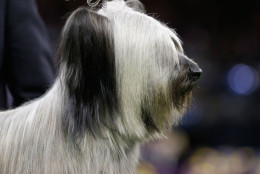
{"left": 0, "top": 1, "right": 186, "bottom": 173}
{"left": 0, "top": 82, "right": 141, "bottom": 174}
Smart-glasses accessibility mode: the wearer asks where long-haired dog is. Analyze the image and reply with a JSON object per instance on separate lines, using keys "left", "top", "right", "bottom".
{"left": 0, "top": 0, "right": 202, "bottom": 173}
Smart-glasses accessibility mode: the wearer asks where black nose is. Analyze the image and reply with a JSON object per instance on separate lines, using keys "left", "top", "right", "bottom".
{"left": 188, "top": 67, "right": 202, "bottom": 82}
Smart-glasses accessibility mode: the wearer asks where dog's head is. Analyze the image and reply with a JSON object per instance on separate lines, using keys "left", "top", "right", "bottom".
{"left": 58, "top": 0, "right": 202, "bottom": 140}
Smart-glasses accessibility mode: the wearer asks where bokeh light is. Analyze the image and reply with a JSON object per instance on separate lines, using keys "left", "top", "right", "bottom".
{"left": 227, "top": 64, "right": 259, "bottom": 95}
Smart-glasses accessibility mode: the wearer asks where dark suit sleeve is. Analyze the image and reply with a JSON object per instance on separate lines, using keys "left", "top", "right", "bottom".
{"left": 5, "top": 0, "right": 56, "bottom": 106}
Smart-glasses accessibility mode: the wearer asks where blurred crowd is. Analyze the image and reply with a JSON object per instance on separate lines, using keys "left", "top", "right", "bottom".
{"left": 137, "top": 132, "right": 260, "bottom": 174}
{"left": 23, "top": 0, "right": 260, "bottom": 173}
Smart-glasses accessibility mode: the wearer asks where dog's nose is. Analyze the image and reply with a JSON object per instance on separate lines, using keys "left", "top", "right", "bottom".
{"left": 188, "top": 66, "right": 202, "bottom": 82}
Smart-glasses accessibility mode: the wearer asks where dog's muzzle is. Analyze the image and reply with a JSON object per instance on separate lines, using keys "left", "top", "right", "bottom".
{"left": 188, "top": 65, "right": 202, "bottom": 82}
{"left": 178, "top": 53, "right": 202, "bottom": 82}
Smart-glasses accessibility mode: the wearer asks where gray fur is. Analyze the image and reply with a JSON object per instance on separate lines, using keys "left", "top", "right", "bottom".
{"left": 0, "top": 1, "right": 201, "bottom": 173}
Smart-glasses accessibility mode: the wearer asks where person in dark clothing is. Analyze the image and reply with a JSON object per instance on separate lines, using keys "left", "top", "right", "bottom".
{"left": 0, "top": 0, "right": 55, "bottom": 109}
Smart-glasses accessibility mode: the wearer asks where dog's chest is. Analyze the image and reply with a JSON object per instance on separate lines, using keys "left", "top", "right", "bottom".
{"left": 78, "top": 139, "right": 141, "bottom": 174}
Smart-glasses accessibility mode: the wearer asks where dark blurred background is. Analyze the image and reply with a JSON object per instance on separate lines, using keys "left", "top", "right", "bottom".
{"left": 36, "top": 0, "right": 260, "bottom": 173}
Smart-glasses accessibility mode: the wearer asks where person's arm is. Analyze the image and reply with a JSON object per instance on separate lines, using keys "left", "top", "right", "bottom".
{"left": 5, "top": 0, "right": 55, "bottom": 106}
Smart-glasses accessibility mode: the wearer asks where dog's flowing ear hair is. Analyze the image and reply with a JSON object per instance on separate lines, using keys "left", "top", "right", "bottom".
{"left": 126, "top": 0, "right": 146, "bottom": 13}
{"left": 58, "top": 7, "right": 117, "bottom": 140}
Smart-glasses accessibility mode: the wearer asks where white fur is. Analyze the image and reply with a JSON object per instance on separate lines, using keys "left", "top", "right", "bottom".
{"left": 0, "top": 82, "right": 141, "bottom": 174}
{"left": 99, "top": 1, "right": 184, "bottom": 138}
{"left": 0, "top": 1, "right": 187, "bottom": 173}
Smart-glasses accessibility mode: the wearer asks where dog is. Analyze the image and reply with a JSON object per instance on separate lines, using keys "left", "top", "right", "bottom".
{"left": 0, "top": 0, "right": 202, "bottom": 173}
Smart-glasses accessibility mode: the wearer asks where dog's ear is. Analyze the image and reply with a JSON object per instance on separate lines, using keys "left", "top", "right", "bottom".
{"left": 126, "top": 0, "right": 146, "bottom": 13}
{"left": 58, "top": 7, "right": 117, "bottom": 139}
